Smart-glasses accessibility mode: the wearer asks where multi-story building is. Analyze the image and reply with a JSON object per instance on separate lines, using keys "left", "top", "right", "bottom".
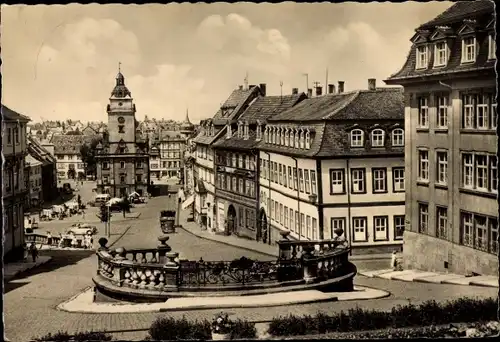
{"left": 212, "top": 92, "right": 307, "bottom": 239}
{"left": 95, "top": 69, "right": 150, "bottom": 197}
{"left": 51, "top": 134, "right": 96, "bottom": 180}
{"left": 28, "top": 136, "right": 58, "bottom": 202}
{"left": 2, "top": 105, "right": 30, "bottom": 261}
{"left": 188, "top": 83, "right": 263, "bottom": 229}
{"left": 25, "top": 153, "right": 43, "bottom": 209}
{"left": 385, "top": 0, "right": 497, "bottom": 275}
{"left": 152, "top": 131, "right": 186, "bottom": 179}
{"left": 257, "top": 82, "right": 406, "bottom": 254}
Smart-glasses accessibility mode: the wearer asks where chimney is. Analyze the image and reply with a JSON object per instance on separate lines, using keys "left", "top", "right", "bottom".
{"left": 307, "top": 88, "right": 313, "bottom": 98}
{"left": 292, "top": 88, "right": 299, "bottom": 95}
{"left": 259, "top": 83, "right": 267, "bottom": 96}
{"left": 328, "top": 84, "right": 335, "bottom": 94}
{"left": 338, "top": 81, "right": 345, "bottom": 94}
{"left": 315, "top": 86, "right": 323, "bottom": 97}
{"left": 239, "top": 85, "right": 243, "bottom": 90}
{"left": 368, "top": 78, "right": 376, "bottom": 91}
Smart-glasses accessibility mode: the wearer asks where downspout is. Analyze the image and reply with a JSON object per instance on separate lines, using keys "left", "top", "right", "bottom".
{"left": 316, "top": 159, "right": 324, "bottom": 240}
{"left": 263, "top": 151, "right": 272, "bottom": 245}
{"left": 291, "top": 156, "right": 301, "bottom": 240}
{"left": 346, "top": 158, "right": 352, "bottom": 255}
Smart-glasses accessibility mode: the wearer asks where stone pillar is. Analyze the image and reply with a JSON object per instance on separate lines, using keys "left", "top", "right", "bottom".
{"left": 302, "top": 245, "right": 318, "bottom": 284}
{"left": 164, "top": 251, "right": 180, "bottom": 289}
{"left": 174, "top": 197, "right": 182, "bottom": 229}
{"left": 166, "top": 251, "right": 179, "bottom": 266}
{"left": 157, "top": 235, "right": 172, "bottom": 264}
{"left": 112, "top": 247, "right": 127, "bottom": 286}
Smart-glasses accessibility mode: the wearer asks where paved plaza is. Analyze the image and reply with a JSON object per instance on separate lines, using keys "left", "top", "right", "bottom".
{"left": 4, "top": 192, "right": 499, "bottom": 342}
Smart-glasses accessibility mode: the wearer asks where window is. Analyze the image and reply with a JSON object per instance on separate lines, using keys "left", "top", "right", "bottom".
{"left": 475, "top": 215, "right": 488, "bottom": 251}
{"left": 118, "top": 125, "right": 125, "bottom": 133}
{"left": 136, "top": 175, "right": 143, "bottom": 183}
{"left": 103, "top": 176, "right": 109, "bottom": 184}
{"left": 238, "top": 155, "right": 243, "bottom": 168}
{"left": 278, "top": 164, "right": 283, "bottom": 185}
{"left": 489, "top": 218, "right": 498, "bottom": 255}
{"left": 372, "top": 168, "right": 387, "bottom": 193}
{"left": 371, "top": 129, "right": 385, "bottom": 147}
{"left": 284, "top": 206, "right": 289, "bottom": 229}
{"left": 300, "top": 213, "right": 305, "bottom": 237}
{"left": 312, "top": 218, "right": 318, "bottom": 240}
{"left": 351, "top": 168, "right": 365, "bottom": 193}
{"left": 299, "top": 131, "right": 305, "bottom": 149}
{"left": 476, "top": 154, "right": 488, "bottom": 190}
{"left": 14, "top": 127, "right": 19, "bottom": 144}
{"left": 488, "top": 34, "right": 496, "bottom": 60}
{"left": 436, "top": 151, "right": 448, "bottom": 185}
{"left": 103, "top": 162, "right": 109, "bottom": 170}
{"left": 437, "top": 96, "right": 448, "bottom": 128}
{"left": 294, "top": 211, "right": 299, "bottom": 234}
{"left": 120, "top": 175, "right": 126, "bottom": 184}
{"left": 436, "top": 206, "right": 448, "bottom": 240}
{"left": 331, "top": 218, "right": 345, "bottom": 239}
{"left": 294, "top": 130, "right": 299, "bottom": 148}
{"left": 461, "top": 36, "right": 476, "bottom": 63}
{"left": 463, "top": 94, "right": 474, "bottom": 128}
{"left": 434, "top": 41, "right": 448, "bottom": 67}
{"left": 418, "top": 97, "right": 429, "bottom": 128}
{"left": 290, "top": 208, "right": 295, "bottom": 233}
{"left": 462, "top": 153, "right": 474, "bottom": 188}
{"left": 490, "top": 156, "right": 498, "bottom": 193}
{"left": 280, "top": 129, "right": 285, "bottom": 145}
{"left": 330, "top": 169, "right": 344, "bottom": 194}
{"left": 476, "top": 95, "right": 489, "bottom": 129}
{"left": 391, "top": 129, "right": 404, "bottom": 146}
{"left": 418, "top": 149, "right": 429, "bottom": 181}
{"left": 284, "top": 129, "right": 289, "bottom": 146}
{"left": 306, "top": 215, "right": 311, "bottom": 239}
{"left": 350, "top": 129, "right": 364, "bottom": 147}
{"left": 418, "top": 203, "right": 429, "bottom": 234}
{"left": 137, "top": 161, "right": 142, "bottom": 168}
{"left": 373, "top": 216, "right": 388, "bottom": 241}
{"left": 7, "top": 128, "right": 12, "bottom": 144}
{"left": 304, "top": 170, "right": 310, "bottom": 194}
{"left": 416, "top": 45, "right": 429, "bottom": 69}
{"left": 239, "top": 178, "right": 244, "bottom": 193}
{"left": 120, "top": 161, "right": 125, "bottom": 168}
{"left": 393, "top": 168, "right": 405, "bottom": 192}
{"left": 279, "top": 204, "right": 283, "bottom": 225}
{"left": 461, "top": 212, "right": 474, "bottom": 247}
{"left": 492, "top": 98, "right": 497, "bottom": 129}
{"left": 299, "top": 169, "right": 304, "bottom": 192}
{"left": 310, "top": 170, "right": 317, "bottom": 195}
{"left": 394, "top": 215, "right": 405, "bottom": 240}
{"left": 305, "top": 131, "right": 310, "bottom": 149}
{"left": 283, "top": 167, "right": 288, "bottom": 188}
{"left": 288, "top": 166, "right": 292, "bottom": 189}
{"left": 352, "top": 217, "right": 367, "bottom": 241}
{"left": 293, "top": 168, "right": 298, "bottom": 190}
{"left": 232, "top": 154, "right": 237, "bottom": 168}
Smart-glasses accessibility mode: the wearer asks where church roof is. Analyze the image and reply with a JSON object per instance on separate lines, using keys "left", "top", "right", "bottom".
{"left": 111, "top": 70, "right": 131, "bottom": 98}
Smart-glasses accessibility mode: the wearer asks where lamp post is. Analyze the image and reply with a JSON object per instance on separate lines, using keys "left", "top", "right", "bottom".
{"left": 107, "top": 204, "right": 111, "bottom": 238}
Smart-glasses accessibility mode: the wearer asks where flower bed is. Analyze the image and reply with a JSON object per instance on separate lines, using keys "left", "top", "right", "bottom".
{"left": 268, "top": 297, "right": 498, "bottom": 337}
{"left": 34, "top": 331, "right": 112, "bottom": 341}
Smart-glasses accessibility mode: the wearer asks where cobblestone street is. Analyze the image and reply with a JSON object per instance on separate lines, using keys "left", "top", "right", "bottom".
{"left": 4, "top": 194, "right": 497, "bottom": 341}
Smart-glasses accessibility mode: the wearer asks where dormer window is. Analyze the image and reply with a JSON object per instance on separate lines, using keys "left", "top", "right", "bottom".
{"left": 285, "top": 128, "right": 289, "bottom": 146}
{"left": 350, "top": 129, "right": 364, "bottom": 147}
{"left": 280, "top": 128, "right": 285, "bottom": 145}
{"left": 256, "top": 123, "right": 262, "bottom": 140}
{"left": 264, "top": 127, "right": 269, "bottom": 143}
{"left": 461, "top": 36, "right": 476, "bottom": 63}
{"left": 488, "top": 35, "right": 496, "bottom": 60}
{"left": 294, "top": 129, "right": 299, "bottom": 148}
{"left": 434, "top": 41, "right": 448, "bottom": 67}
{"left": 371, "top": 129, "right": 385, "bottom": 147}
{"left": 305, "top": 130, "right": 311, "bottom": 149}
{"left": 299, "top": 130, "right": 305, "bottom": 149}
{"left": 416, "top": 45, "right": 429, "bottom": 69}
{"left": 274, "top": 127, "right": 278, "bottom": 145}
{"left": 243, "top": 122, "right": 249, "bottom": 140}
{"left": 391, "top": 128, "right": 404, "bottom": 147}
{"left": 210, "top": 124, "right": 215, "bottom": 136}
{"left": 237, "top": 122, "right": 243, "bottom": 138}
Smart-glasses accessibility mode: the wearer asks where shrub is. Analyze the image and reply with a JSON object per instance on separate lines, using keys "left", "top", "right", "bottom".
{"left": 268, "top": 297, "right": 497, "bottom": 337}
{"left": 35, "top": 330, "right": 113, "bottom": 341}
{"left": 230, "top": 319, "right": 257, "bottom": 339}
{"left": 147, "top": 316, "right": 211, "bottom": 340}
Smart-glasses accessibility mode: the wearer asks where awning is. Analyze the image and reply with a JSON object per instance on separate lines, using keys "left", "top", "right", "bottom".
{"left": 182, "top": 195, "right": 195, "bottom": 210}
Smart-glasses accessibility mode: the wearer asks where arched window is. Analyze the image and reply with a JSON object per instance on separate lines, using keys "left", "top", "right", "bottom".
{"left": 285, "top": 128, "right": 289, "bottom": 146}
{"left": 294, "top": 129, "right": 299, "bottom": 148}
{"left": 274, "top": 127, "right": 279, "bottom": 145}
{"left": 299, "top": 130, "right": 305, "bottom": 149}
{"left": 277, "top": 127, "right": 282, "bottom": 145}
{"left": 264, "top": 127, "right": 269, "bottom": 143}
{"left": 371, "top": 129, "right": 385, "bottom": 147}
{"left": 391, "top": 128, "right": 404, "bottom": 146}
{"left": 350, "top": 129, "right": 364, "bottom": 147}
{"left": 280, "top": 127, "right": 285, "bottom": 145}
{"left": 271, "top": 127, "right": 275, "bottom": 144}
{"left": 305, "top": 130, "right": 311, "bottom": 149}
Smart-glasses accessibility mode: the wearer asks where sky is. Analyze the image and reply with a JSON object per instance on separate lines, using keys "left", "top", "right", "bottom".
{"left": 1, "top": 2, "right": 453, "bottom": 124}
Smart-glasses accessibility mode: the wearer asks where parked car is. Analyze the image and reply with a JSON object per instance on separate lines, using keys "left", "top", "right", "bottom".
{"left": 67, "top": 223, "right": 98, "bottom": 235}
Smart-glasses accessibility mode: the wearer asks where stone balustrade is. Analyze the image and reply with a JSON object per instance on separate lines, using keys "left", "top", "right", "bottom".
{"left": 94, "top": 233, "right": 355, "bottom": 300}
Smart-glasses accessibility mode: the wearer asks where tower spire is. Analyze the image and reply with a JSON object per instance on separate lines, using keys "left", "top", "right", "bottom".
{"left": 118, "top": 61, "right": 121, "bottom": 73}
{"left": 185, "top": 108, "right": 190, "bottom": 123}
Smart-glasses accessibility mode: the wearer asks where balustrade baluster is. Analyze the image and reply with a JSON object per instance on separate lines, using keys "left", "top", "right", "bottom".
{"left": 132, "top": 252, "right": 137, "bottom": 262}
{"left": 141, "top": 253, "right": 147, "bottom": 263}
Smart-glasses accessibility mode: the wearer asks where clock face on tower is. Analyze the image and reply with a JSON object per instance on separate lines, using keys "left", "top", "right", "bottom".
{"left": 118, "top": 116, "right": 125, "bottom": 124}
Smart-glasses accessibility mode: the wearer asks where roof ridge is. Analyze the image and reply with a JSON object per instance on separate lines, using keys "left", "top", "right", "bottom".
{"left": 322, "top": 91, "right": 360, "bottom": 120}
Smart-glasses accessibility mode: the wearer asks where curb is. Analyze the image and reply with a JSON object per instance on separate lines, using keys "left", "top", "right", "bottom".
{"left": 4, "top": 256, "right": 53, "bottom": 282}
{"left": 178, "top": 225, "right": 277, "bottom": 259}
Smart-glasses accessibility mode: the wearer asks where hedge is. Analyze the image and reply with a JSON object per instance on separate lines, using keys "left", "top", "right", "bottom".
{"left": 34, "top": 330, "right": 113, "bottom": 341}
{"left": 268, "top": 297, "right": 497, "bottom": 337}
{"left": 147, "top": 316, "right": 257, "bottom": 340}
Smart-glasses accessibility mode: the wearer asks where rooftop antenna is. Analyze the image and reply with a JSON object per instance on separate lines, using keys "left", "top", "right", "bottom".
{"left": 302, "top": 73, "right": 309, "bottom": 93}
{"left": 280, "top": 81, "right": 284, "bottom": 103}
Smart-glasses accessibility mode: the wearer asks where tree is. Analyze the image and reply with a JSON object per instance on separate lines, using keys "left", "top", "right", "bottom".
{"left": 80, "top": 136, "right": 102, "bottom": 177}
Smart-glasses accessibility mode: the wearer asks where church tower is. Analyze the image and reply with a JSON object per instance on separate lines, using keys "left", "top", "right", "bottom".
{"left": 96, "top": 65, "right": 150, "bottom": 198}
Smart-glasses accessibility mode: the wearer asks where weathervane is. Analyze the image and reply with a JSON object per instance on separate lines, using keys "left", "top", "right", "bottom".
{"left": 118, "top": 61, "right": 122, "bottom": 73}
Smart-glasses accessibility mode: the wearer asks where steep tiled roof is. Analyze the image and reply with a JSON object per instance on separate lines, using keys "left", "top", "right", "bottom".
{"left": 386, "top": 1, "right": 495, "bottom": 82}
{"left": 192, "top": 127, "right": 224, "bottom": 145}
{"left": 26, "top": 153, "right": 43, "bottom": 167}
{"left": 158, "top": 130, "right": 185, "bottom": 141}
{"left": 1, "top": 105, "right": 31, "bottom": 122}
{"left": 238, "top": 94, "right": 307, "bottom": 123}
{"left": 28, "top": 136, "right": 56, "bottom": 164}
{"left": 212, "top": 86, "right": 262, "bottom": 124}
{"left": 418, "top": 1, "right": 494, "bottom": 30}
{"left": 51, "top": 134, "right": 98, "bottom": 154}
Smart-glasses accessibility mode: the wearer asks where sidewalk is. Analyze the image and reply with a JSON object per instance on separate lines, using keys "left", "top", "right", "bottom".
{"left": 359, "top": 269, "right": 498, "bottom": 288}
{"left": 178, "top": 212, "right": 391, "bottom": 261}
{"left": 4, "top": 256, "right": 53, "bottom": 282}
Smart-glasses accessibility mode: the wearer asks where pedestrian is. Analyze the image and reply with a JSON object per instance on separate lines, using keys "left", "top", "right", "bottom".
{"left": 29, "top": 243, "right": 39, "bottom": 262}
{"left": 23, "top": 243, "right": 28, "bottom": 262}
{"left": 81, "top": 180, "right": 83, "bottom": 186}
{"left": 47, "top": 231, "right": 53, "bottom": 246}
{"left": 391, "top": 250, "right": 398, "bottom": 271}
{"left": 58, "top": 233, "right": 64, "bottom": 248}
{"left": 71, "top": 233, "right": 78, "bottom": 248}
{"left": 82, "top": 210, "right": 85, "bottom": 219}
